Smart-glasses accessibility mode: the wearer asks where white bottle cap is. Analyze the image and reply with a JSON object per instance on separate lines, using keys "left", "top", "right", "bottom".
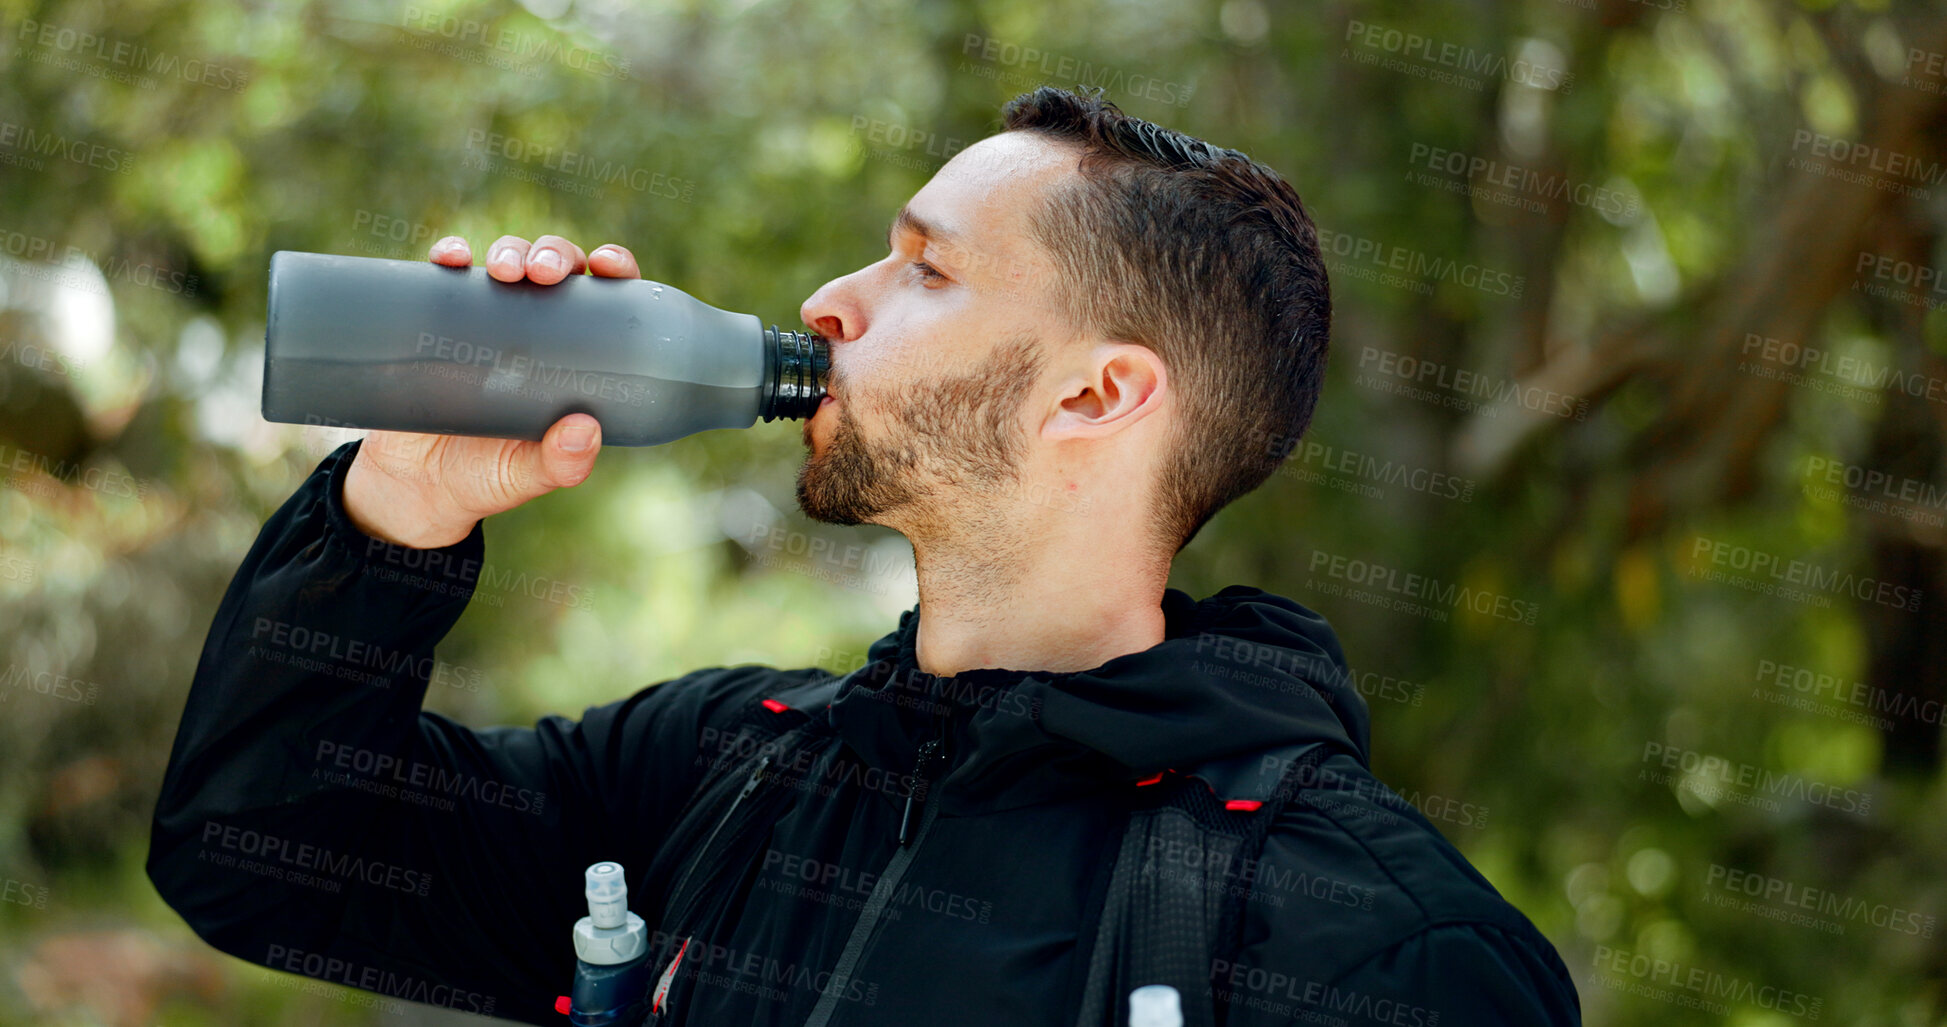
{"left": 585, "top": 861, "right": 628, "bottom": 930}
{"left": 1129, "top": 984, "right": 1183, "bottom": 1027}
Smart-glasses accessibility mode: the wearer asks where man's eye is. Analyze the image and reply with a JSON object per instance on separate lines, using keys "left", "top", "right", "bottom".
{"left": 909, "top": 260, "right": 947, "bottom": 284}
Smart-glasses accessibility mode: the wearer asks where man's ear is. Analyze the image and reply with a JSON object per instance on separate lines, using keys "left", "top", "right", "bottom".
{"left": 1043, "top": 342, "right": 1167, "bottom": 440}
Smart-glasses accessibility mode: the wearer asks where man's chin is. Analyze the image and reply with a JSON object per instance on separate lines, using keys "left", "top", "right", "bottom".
{"left": 794, "top": 461, "right": 870, "bottom": 527}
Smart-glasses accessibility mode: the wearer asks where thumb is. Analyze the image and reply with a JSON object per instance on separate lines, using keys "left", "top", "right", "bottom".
{"left": 525, "top": 414, "right": 602, "bottom": 491}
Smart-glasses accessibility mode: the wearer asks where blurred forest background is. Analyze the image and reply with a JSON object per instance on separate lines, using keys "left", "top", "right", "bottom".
{"left": 3, "top": 0, "right": 1946, "bottom": 1023}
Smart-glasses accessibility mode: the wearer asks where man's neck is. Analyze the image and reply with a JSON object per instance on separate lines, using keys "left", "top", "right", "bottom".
{"left": 906, "top": 534, "right": 1171, "bottom": 678}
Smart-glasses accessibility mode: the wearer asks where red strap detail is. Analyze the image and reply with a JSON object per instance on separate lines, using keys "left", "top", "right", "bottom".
{"left": 1134, "top": 772, "right": 1164, "bottom": 787}
{"left": 1224, "top": 799, "right": 1264, "bottom": 812}
{"left": 554, "top": 995, "right": 572, "bottom": 1015}
{"left": 653, "top": 937, "right": 690, "bottom": 1014}
{"left": 761, "top": 697, "right": 789, "bottom": 713}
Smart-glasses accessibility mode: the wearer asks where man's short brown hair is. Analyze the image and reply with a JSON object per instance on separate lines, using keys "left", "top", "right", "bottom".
{"left": 1002, "top": 86, "right": 1332, "bottom": 553}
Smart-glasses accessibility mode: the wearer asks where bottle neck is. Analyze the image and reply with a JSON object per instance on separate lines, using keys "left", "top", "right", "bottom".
{"left": 761, "top": 327, "right": 831, "bottom": 421}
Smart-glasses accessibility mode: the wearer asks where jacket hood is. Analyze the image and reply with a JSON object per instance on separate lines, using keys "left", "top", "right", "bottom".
{"left": 822, "top": 585, "right": 1370, "bottom": 816}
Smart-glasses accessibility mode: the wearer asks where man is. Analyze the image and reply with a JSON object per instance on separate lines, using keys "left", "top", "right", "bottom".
{"left": 149, "top": 87, "right": 1580, "bottom": 1025}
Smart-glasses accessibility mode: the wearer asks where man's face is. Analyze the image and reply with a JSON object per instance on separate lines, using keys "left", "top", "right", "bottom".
{"left": 795, "top": 132, "right": 1079, "bottom": 530}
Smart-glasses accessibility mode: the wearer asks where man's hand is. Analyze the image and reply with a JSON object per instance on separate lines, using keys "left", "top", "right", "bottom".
{"left": 341, "top": 234, "right": 645, "bottom": 548}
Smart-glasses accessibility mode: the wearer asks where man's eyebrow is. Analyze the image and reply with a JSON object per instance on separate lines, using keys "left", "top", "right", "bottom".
{"left": 886, "top": 205, "right": 971, "bottom": 260}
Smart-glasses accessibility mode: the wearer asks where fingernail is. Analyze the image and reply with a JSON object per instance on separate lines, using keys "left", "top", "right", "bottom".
{"left": 560, "top": 424, "right": 594, "bottom": 453}
{"left": 489, "top": 245, "right": 514, "bottom": 267}
{"left": 593, "top": 245, "right": 618, "bottom": 260}
{"left": 535, "top": 249, "right": 564, "bottom": 273}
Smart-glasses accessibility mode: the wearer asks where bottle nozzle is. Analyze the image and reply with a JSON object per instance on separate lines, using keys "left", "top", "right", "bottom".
{"left": 584, "top": 861, "right": 629, "bottom": 930}
{"left": 761, "top": 327, "right": 830, "bottom": 421}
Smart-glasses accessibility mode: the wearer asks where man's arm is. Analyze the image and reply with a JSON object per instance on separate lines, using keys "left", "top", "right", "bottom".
{"left": 1218, "top": 765, "right": 1582, "bottom": 1027}
{"left": 1310, "top": 922, "right": 1580, "bottom": 1026}
{"left": 145, "top": 439, "right": 784, "bottom": 1024}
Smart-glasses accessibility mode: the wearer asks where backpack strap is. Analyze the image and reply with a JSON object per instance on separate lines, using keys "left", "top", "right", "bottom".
{"left": 759, "top": 672, "right": 848, "bottom": 718}
{"left": 1072, "top": 741, "right": 1338, "bottom": 1027}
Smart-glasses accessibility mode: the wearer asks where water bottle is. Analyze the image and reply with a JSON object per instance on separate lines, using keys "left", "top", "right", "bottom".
{"left": 261, "top": 250, "right": 829, "bottom": 444}
{"left": 557, "top": 862, "right": 652, "bottom": 1025}
{"left": 1129, "top": 984, "right": 1184, "bottom": 1027}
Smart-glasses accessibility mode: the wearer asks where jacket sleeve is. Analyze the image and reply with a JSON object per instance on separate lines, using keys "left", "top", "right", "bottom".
{"left": 1324, "top": 922, "right": 1580, "bottom": 1026}
{"left": 145, "top": 439, "right": 785, "bottom": 1024}
{"left": 1221, "top": 918, "right": 1581, "bottom": 1027}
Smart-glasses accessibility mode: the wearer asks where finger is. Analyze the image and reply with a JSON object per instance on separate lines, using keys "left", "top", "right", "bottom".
{"left": 525, "top": 235, "right": 588, "bottom": 285}
{"left": 430, "top": 236, "right": 472, "bottom": 267}
{"left": 527, "top": 413, "right": 602, "bottom": 489}
{"left": 485, "top": 235, "right": 532, "bottom": 283}
{"left": 588, "top": 244, "right": 642, "bottom": 279}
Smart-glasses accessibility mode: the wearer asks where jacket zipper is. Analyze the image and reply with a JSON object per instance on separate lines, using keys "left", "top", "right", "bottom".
{"left": 666, "top": 753, "right": 773, "bottom": 918}
{"left": 897, "top": 736, "right": 944, "bottom": 846}
{"left": 646, "top": 753, "right": 774, "bottom": 1025}
{"left": 800, "top": 714, "right": 952, "bottom": 1027}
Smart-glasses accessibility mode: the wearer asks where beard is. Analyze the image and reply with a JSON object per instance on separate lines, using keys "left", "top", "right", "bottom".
{"left": 796, "top": 333, "right": 1045, "bottom": 527}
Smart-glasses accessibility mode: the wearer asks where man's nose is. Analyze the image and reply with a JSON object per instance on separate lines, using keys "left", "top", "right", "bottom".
{"left": 801, "top": 269, "right": 868, "bottom": 344}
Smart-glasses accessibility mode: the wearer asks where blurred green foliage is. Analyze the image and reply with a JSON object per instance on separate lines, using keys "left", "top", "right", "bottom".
{"left": 2, "top": 0, "right": 1945, "bottom": 1023}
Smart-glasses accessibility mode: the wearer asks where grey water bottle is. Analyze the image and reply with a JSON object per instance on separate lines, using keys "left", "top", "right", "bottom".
{"left": 261, "top": 250, "right": 829, "bottom": 445}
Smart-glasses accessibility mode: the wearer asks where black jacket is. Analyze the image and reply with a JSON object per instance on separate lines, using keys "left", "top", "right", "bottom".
{"left": 147, "top": 440, "right": 1581, "bottom": 1025}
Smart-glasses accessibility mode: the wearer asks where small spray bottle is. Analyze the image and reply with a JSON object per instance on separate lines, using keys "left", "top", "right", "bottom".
{"left": 557, "top": 862, "right": 652, "bottom": 1025}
